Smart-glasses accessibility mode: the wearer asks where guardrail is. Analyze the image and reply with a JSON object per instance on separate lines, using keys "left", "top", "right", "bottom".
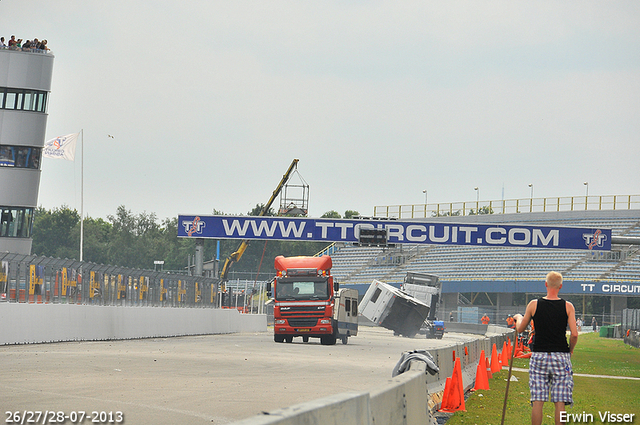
{"left": 374, "top": 194, "right": 640, "bottom": 219}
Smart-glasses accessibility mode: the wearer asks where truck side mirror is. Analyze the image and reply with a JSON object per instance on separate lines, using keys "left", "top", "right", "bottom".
{"left": 266, "top": 281, "right": 272, "bottom": 297}
{"left": 334, "top": 281, "right": 339, "bottom": 292}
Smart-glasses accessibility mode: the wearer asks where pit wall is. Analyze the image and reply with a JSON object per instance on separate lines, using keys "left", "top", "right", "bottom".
{"left": 0, "top": 303, "right": 267, "bottom": 345}
{"left": 233, "top": 325, "right": 515, "bottom": 425}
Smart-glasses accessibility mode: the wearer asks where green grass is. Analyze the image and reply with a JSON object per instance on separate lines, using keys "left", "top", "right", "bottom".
{"left": 446, "top": 334, "right": 640, "bottom": 424}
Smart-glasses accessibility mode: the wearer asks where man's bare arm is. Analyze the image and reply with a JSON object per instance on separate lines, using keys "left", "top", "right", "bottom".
{"left": 566, "top": 301, "right": 579, "bottom": 354}
{"left": 515, "top": 300, "right": 537, "bottom": 334}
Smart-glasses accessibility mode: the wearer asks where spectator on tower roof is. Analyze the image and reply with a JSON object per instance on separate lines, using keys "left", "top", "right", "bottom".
{"left": 2, "top": 35, "right": 50, "bottom": 53}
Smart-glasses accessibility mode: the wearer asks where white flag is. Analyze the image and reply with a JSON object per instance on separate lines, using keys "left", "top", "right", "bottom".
{"left": 43, "top": 133, "right": 79, "bottom": 161}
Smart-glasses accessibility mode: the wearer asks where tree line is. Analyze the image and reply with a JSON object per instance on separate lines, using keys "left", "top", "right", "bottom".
{"left": 31, "top": 205, "right": 359, "bottom": 275}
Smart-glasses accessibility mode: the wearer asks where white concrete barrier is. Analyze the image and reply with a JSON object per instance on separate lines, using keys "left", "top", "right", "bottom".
{"left": 0, "top": 303, "right": 266, "bottom": 345}
{"left": 232, "top": 391, "right": 372, "bottom": 425}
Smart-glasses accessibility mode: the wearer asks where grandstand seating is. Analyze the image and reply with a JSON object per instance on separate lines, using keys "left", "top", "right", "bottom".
{"left": 330, "top": 210, "right": 640, "bottom": 286}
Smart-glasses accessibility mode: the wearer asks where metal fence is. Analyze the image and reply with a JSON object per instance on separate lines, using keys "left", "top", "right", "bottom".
{"left": 374, "top": 194, "right": 640, "bottom": 219}
{"left": 623, "top": 308, "right": 640, "bottom": 331}
{"left": 0, "top": 252, "right": 223, "bottom": 308}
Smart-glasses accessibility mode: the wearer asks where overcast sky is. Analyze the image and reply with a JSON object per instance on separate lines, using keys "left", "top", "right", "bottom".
{"left": 3, "top": 1, "right": 639, "bottom": 222}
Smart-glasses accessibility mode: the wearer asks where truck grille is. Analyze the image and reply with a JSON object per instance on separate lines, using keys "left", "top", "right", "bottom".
{"left": 280, "top": 306, "right": 326, "bottom": 316}
{"left": 287, "top": 318, "right": 318, "bottom": 327}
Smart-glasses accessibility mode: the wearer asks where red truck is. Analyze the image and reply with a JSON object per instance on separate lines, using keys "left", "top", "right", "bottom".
{"left": 269, "top": 255, "right": 358, "bottom": 345}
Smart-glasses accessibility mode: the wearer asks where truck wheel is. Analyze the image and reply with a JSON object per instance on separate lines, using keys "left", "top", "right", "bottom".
{"left": 285, "top": 336, "right": 293, "bottom": 343}
{"left": 341, "top": 336, "right": 348, "bottom": 345}
{"left": 321, "top": 334, "right": 337, "bottom": 345}
{"left": 302, "top": 336, "right": 309, "bottom": 343}
{"left": 274, "top": 335, "right": 284, "bottom": 343}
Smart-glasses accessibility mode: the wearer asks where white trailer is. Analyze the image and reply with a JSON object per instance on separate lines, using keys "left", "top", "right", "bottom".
{"left": 333, "top": 288, "right": 359, "bottom": 344}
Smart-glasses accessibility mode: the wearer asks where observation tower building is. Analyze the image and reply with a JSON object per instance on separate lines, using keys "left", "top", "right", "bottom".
{"left": 0, "top": 46, "right": 54, "bottom": 255}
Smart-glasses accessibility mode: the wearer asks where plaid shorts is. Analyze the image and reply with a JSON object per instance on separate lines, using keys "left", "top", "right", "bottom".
{"left": 529, "top": 352, "right": 573, "bottom": 405}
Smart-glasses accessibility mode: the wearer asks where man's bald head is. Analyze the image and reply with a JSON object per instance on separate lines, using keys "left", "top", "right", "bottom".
{"left": 546, "top": 271, "right": 563, "bottom": 289}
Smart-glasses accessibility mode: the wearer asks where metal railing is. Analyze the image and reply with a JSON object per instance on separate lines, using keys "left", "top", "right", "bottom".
{"left": 623, "top": 309, "right": 640, "bottom": 331}
{"left": 0, "top": 252, "right": 221, "bottom": 308}
{"left": 374, "top": 194, "right": 640, "bottom": 219}
{"left": 0, "top": 46, "right": 52, "bottom": 55}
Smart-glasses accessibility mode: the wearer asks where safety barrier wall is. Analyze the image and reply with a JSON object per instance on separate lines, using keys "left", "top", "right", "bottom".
{"left": 423, "top": 325, "right": 513, "bottom": 397}
{"left": 233, "top": 326, "right": 515, "bottom": 424}
{"left": 0, "top": 303, "right": 267, "bottom": 345}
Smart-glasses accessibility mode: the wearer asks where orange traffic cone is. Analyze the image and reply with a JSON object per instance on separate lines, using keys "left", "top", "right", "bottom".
{"left": 439, "top": 376, "right": 452, "bottom": 411}
{"left": 500, "top": 341, "right": 508, "bottom": 367}
{"left": 514, "top": 338, "right": 522, "bottom": 358}
{"left": 485, "top": 356, "right": 493, "bottom": 379}
{"left": 454, "top": 357, "right": 466, "bottom": 411}
{"left": 472, "top": 350, "right": 489, "bottom": 391}
{"left": 514, "top": 344, "right": 521, "bottom": 358}
{"left": 490, "top": 343, "right": 500, "bottom": 373}
{"left": 439, "top": 358, "right": 466, "bottom": 412}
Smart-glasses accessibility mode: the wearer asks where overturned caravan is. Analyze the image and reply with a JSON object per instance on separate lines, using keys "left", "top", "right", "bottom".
{"left": 360, "top": 280, "right": 432, "bottom": 338}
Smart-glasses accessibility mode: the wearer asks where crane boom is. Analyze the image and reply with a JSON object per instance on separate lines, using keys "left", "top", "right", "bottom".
{"left": 219, "top": 159, "right": 300, "bottom": 284}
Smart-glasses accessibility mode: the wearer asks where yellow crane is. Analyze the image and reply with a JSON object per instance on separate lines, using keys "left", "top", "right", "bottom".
{"left": 218, "top": 158, "right": 301, "bottom": 284}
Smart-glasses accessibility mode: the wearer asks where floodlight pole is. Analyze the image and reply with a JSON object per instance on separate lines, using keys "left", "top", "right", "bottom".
{"left": 80, "top": 129, "right": 84, "bottom": 263}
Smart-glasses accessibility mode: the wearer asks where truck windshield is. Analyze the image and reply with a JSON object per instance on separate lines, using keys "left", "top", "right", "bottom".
{"left": 276, "top": 278, "right": 329, "bottom": 301}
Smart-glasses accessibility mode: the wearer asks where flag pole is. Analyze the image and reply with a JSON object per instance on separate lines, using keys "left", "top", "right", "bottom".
{"left": 80, "top": 129, "right": 84, "bottom": 263}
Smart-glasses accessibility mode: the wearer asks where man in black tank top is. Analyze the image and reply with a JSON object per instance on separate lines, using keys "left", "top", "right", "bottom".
{"left": 515, "top": 271, "right": 579, "bottom": 425}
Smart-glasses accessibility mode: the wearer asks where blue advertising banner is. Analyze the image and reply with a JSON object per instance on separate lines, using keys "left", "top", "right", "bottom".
{"left": 442, "top": 280, "right": 640, "bottom": 296}
{"left": 177, "top": 215, "right": 611, "bottom": 251}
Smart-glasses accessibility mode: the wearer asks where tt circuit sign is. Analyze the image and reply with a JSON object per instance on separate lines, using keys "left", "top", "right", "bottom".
{"left": 579, "top": 282, "right": 640, "bottom": 295}
{"left": 177, "top": 216, "right": 611, "bottom": 251}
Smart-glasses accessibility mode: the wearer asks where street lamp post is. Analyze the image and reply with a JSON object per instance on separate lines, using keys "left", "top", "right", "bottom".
{"left": 474, "top": 187, "right": 479, "bottom": 214}
{"left": 528, "top": 183, "right": 534, "bottom": 212}
{"left": 422, "top": 189, "right": 428, "bottom": 218}
{"left": 584, "top": 182, "right": 589, "bottom": 210}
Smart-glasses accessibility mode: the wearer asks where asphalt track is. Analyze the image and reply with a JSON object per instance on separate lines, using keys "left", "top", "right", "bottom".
{"left": 0, "top": 327, "right": 479, "bottom": 425}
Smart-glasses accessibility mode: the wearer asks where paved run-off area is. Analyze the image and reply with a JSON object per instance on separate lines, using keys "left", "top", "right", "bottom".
{"left": 0, "top": 328, "right": 479, "bottom": 424}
